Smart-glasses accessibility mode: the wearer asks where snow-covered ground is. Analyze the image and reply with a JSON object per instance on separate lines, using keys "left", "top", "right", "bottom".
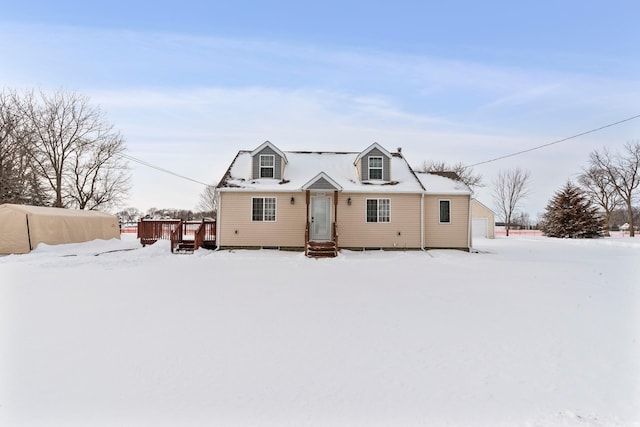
{"left": 1, "top": 235, "right": 639, "bottom": 427}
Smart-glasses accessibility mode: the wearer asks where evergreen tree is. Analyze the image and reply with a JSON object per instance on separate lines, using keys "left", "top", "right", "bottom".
{"left": 540, "top": 181, "right": 604, "bottom": 238}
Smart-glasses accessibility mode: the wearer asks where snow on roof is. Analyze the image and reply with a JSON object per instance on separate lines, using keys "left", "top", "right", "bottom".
{"left": 218, "top": 151, "right": 425, "bottom": 193}
{"left": 415, "top": 172, "right": 472, "bottom": 195}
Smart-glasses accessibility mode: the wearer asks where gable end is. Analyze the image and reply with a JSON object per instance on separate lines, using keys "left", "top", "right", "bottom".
{"left": 307, "top": 177, "right": 337, "bottom": 190}
{"left": 252, "top": 146, "right": 283, "bottom": 180}
{"left": 361, "top": 148, "right": 391, "bottom": 181}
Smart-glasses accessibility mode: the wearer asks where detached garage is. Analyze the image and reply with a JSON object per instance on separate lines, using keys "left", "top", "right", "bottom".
{"left": 471, "top": 199, "right": 495, "bottom": 239}
{"left": 0, "top": 204, "right": 120, "bottom": 254}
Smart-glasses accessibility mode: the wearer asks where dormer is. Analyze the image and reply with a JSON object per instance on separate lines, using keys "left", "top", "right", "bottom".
{"left": 354, "top": 142, "right": 392, "bottom": 182}
{"left": 250, "top": 141, "right": 288, "bottom": 180}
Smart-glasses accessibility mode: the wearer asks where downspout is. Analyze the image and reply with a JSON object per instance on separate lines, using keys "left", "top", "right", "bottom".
{"left": 420, "top": 193, "right": 425, "bottom": 250}
{"left": 467, "top": 196, "right": 472, "bottom": 250}
{"left": 214, "top": 191, "right": 222, "bottom": 251}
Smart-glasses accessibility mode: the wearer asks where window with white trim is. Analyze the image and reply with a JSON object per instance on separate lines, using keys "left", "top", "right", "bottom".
{"left": 366, "top": 198, "right": 390, "bottom": 222}
{"left": 259, "top": 155, "right": 275, "bottom": 178}
{"left": 252, "top": 197, "right": 276, "bottom": 221}
{"left": 368, "top": 156, "right": 383, "bottom": 180}
{"left": 439, "top": 200, "right": 451, "bottom": 223}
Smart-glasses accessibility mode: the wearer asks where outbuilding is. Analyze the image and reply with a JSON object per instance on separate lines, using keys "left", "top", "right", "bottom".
{"left": 471, "top": 199, "right": 495, "bottom": 239}
{"left": 0, "top": 204, "right": 120, "bottom": 254}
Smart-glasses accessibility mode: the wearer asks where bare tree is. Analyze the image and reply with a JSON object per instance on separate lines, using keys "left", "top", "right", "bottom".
{"left": 0, "top": 90, "right": 48, "bottom": 205}
{"left": 19, "top": 89, "right": 129, "bottom": 209}
{"left": 492, "top": 167, "right": 531, "bottom": 236}
{"left": 415, "top": 160, "right": 483, "bottom": 193}
{"left": 512, "top": 211, "right": 531, "bottom": 229}
{"left": 589, "top": 142, "right": 640, "bottom": 237}
{"left": 578, "top": 165, "right": 622, "bottom": 236}
{"left": 197, "top": 185, "right": 217, "bottom": 218}
{"left": 65, "top": 130, "right": 129, "bottom": 210}
{"left": 0, "top": 91, "right": 21, "bottom": 202}
{"left": 116, "top": 207, "right": 142, "bottom": 223}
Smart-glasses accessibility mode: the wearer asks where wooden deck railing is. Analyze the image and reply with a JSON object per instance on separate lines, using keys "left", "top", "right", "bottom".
{"left": 194, "top": 220, "right": 217, "bottom": 250}
{"left": 304, "top": 221, "right": 310, "bottom": 256}
{"left": 138, "top": 219, "right": 216, "bottom": 252}
{"left": 333, "top": 222, "right": 339, "bottom": 252}
{"left": 170, "top": 220, "right": 183, "bottom": 253}
{"left": 138, "top": 219, "right": 181, "bottom": 246}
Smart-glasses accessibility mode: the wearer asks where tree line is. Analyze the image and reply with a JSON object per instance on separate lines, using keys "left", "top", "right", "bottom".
{"left": 0, "top": 89, "right": 129, "bottom": 210}
{"left": 418, "top": 141, "right": 640, "bottom": 238}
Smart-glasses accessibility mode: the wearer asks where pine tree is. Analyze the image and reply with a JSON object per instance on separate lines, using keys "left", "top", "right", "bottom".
{"left": 540, "top": 181, "right": 604, "bottom": 238}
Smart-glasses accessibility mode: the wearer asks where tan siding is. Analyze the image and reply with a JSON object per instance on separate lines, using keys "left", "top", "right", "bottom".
{"left": 471, "top": 199, "right": 495, "bottom": 239}
{"left": 337, "top": 193, "right": 421, "bottom": 249}
{"left": 220, "top": 191, "right": 470, "bottom": 250}
{"left": 424, "top": 195, "right": 470, "bottom": 249}
{"left": 219, "top": 192, "right": 306, "bottom": 247}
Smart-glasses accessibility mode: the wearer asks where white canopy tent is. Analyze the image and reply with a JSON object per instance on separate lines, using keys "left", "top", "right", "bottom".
{"left": 0, "top": 204, "right": 120, "bottom": 254}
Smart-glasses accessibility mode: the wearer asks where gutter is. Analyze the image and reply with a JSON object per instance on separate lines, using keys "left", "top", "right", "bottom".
{"left": 420, "top": 193, "right": 425, "bottom": 251}
{"left": 217, "top": 187, "right": 425, "bottom": 195}
{"left": 214, "top": 191, "right": 222, "bottom": 251}
{"left": 467, "top": 195, "right": 472, "bottom": 250}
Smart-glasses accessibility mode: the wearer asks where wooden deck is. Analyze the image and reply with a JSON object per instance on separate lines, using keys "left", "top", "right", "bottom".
{"left": 137, "top": 219, "right": 216, "bottom": 253}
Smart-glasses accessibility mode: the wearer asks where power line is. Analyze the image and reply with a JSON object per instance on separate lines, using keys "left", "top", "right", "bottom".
{"left": 466, "top": 113, "right": 640, "bottom": 168}
{"left": 119, "top": 153, "right": 212, "bottom": 187}
{"left": 120, "top": 113, "right": 640, "bottom": 183}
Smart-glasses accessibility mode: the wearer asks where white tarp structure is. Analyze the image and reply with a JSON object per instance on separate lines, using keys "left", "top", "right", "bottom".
{"left": 0, "top": 204, "right": 120, "bottom": 254}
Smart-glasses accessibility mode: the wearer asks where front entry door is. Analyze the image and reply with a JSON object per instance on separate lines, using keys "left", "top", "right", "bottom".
{"left": 310, "top": 196, "right": 331, "bottom": 241}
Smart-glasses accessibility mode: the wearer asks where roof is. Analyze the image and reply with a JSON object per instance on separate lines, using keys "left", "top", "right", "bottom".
{"left": 0, "top": 204, "right": 116, "bottom": 218}
{"left": 415, "top": 172, "right": 472, "bottom": 195}
{"left": 471, "top": 198, "right": 495, "bottom": 214}
{"left": 217, "top": 150, "right": 425, "bottom": 193}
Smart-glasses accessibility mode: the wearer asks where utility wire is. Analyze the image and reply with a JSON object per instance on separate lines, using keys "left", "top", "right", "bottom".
{"left": 119, "top": 113, "right": 640, "bottom": 183}
{"left": 466, "top": 113, "right": 640, "bottom": 168}
{"left": 119, "top": 153, "right": 212, "bottom": 187}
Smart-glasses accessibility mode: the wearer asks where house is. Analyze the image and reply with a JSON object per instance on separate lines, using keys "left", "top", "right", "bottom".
{"left": 471, "top": 198, "right": 496, "bottom": 239}
{"left": 215, "top": 141, "right": 472, "bottom": 256}
{"left": 0, "top": 204, "right": 120, "bottom": 254}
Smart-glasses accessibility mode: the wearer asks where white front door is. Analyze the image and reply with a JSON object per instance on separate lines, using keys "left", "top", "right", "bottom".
{"left": 310, "top": 196, "right": 331, "bottom": 241}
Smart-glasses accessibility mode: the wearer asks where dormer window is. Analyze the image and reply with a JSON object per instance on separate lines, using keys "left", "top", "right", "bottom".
{"left": 260, "top": 155, "right": 275, "bottom": 178}
{"left": 355, "top": 143, "right": 391, "bottom": 182}
{"left": 250, "top": 141, "right": 287, "bottom": 180}
{"left": 368, "top": 156, "right": 383, "bottom": 180}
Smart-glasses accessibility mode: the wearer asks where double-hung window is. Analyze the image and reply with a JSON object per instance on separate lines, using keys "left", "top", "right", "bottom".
{"left": 259, "top": 155, "right": 275, "bottom": 178}
{"left": 252, "top": 197, "right": 276, "bottom": 221}
{"left": 366, "top": 198, "right": 390, "bottom": 223}
{"left": 368, "top": 156, "right": 383, "bottom": 180}
{"left": 439, "top": 200, "right": 451, "bottom": 223}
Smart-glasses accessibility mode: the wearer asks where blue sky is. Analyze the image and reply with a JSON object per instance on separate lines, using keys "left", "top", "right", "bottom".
{"left": 1, "top": 1, "right": 639, "bottom": 217}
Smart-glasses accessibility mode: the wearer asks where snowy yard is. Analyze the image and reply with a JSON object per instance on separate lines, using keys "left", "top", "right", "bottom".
{"left": 1, "top": 235, "right": 639, "bottom": 427}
